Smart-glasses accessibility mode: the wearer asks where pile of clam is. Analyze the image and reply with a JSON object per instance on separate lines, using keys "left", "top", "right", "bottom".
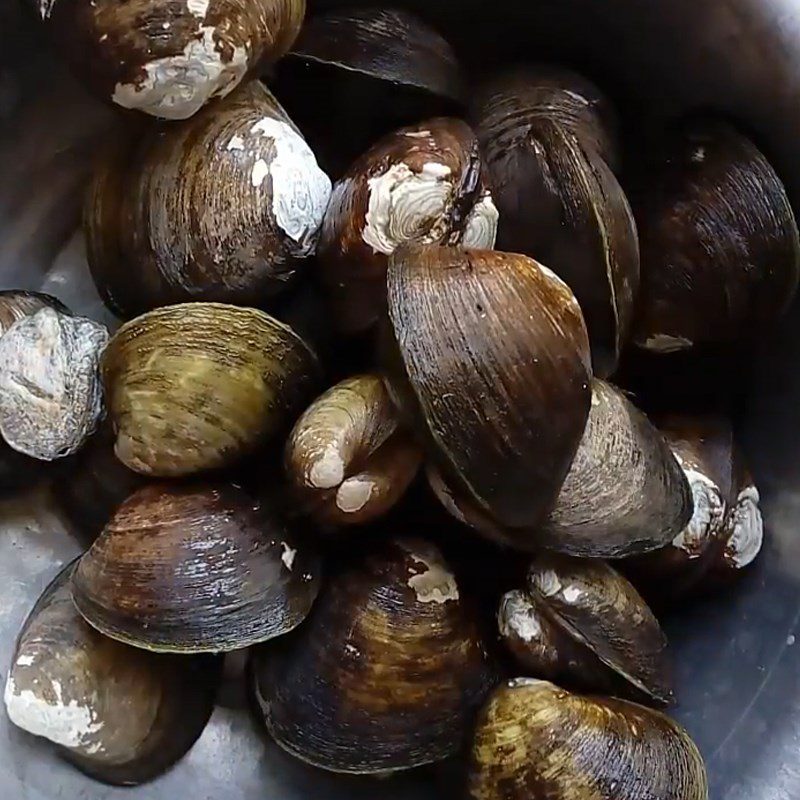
{"left": 3, "top": 1, "right": 796, "bottom": 798}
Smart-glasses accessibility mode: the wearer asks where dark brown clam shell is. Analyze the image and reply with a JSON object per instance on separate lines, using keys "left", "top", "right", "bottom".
{"left": 253, "top": 537, "right": 498, "bottom": 774}
{"left": 72, "top": 483, "right": 321, "bottom": 653}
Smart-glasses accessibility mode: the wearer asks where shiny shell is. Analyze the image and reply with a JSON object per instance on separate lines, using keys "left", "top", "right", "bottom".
{"left": 253, "top": 537, "right": 498, "bottom": 774}
{"left": 473, "top": 76, "right": 639, "bottom": 377}
{"left": 538, "top": 379, "right": 692, "bottom": 557}
{"left": 474, "top": 67, "right": 620, "bottom": 169}
{"left": 39, "top": 0, "right": 306, "bottom": 119}
{"left": 633, "top": 119, "right": 800, "bottom": 352}
{"left": 86, "top": 82, "right": 331, "bottom": 319}
{"left": 468, "top": 679, "right": 708, "bottom": 800}
{"left": 101, "top": 302, "right": 320, "bottom": 477}
{"left": 285, "top": 374, "right": 422, "bottom": 528}
{"left": 0, "top": 307, "right": 108, "bottom": 460}
{"left": 383, "top": 244, "right": 591, "bottom": 535}
{"left": 524, "top": 554, "right": 672, "bottom": 705}
{"left": 72, "top": 483, "right": 321, "bottom": 653}
{"left": 317, "top": 117, "right": 498, "bottom": 334}
{"left": 4, "top": 562, "right": 221, "bottom": 785}
{"left": 276, "top": 7, "right": 465, "bottom": 176}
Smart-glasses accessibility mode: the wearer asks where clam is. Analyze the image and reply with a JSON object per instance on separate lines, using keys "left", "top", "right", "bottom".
{"left": 101, "top": 302, "right": 320, "bottom": 477}
{"left": 317, "top": 117, "right": 498, "bottom": 335}
{"left": 498, "top": 554, "right": 672, "bottom": 706}
{"left": 38, "top": 0, "right": 305, "bottom": 119}
{"left": 0, "top": 306, "right": 108, "bottom": 461}
{"left": 382, "top": 244, "right": 592, "bottom": 536}
{"left": 468, "top": 679, "right": 708, "bottom": 800}
{"left": 285, "top": 374, "right": 422, "bottom": 528}
{"left": 72, "top": 483, "right": 321, "bottom": 653}
{"left": 4, "top": 561, "right": 220, "bottom": 785}
{"left": 473, "top": 73, "right": 639, "bottom": 377}
{"left": 275, "top": 7, "right": 465, "bottom": 176}
{"left": 632, "top": 119, "right": 800, "bottom": 353}
{"left": 86, "top": 81, "right": 332, "bottom": 319}
{"left": 252, "top": 537, "right": 498, "bottom": 774}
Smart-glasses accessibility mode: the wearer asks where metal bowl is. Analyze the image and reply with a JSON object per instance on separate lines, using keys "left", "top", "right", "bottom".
{"left": 1, "top": 1, "right": 800, "bottom": 798}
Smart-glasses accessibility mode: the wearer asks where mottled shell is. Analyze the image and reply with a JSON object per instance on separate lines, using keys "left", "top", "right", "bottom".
{"left": 101, "top": 302, "right": 320, "bottom": 477}
{"left": 468, "top": 679, "right": 708, "bottom": 800}
{"left": 538, "top": 380, "right": 692, "bottom": 558}
{"left": 39, "top": 0, "right": 306, "bottom": 119}
{"left": 0, "top": 292, "right": 71, "bottom": 487}
{"left": 285, "top": 375, "right": 421, "bottom": 528}
{"left": 527, "top": 554, "right": 672, "bottom": 705}
{"left": 0, "top": 307, "right": 108, "bottom": 461}
{"left": 473, "top": 76, "right": 639, "bottom": 377}
{"left": 633, "top": 119, "right": 800, "bottom": 352}
{"left": 4, "top": 562, "right": 220, "bottom": 785}
{"left": 86, "top": 82, "right": 331, "bottom": 319}
{"left": 317, "top": 118, "right": 498, "bottom": 334}
{"left": 253, "top": 537, "right": 498, "bottom": 774}
{"left": 72, "top": 483, "right": 321, "bottom": 653}
{"left": 384, "top": 244, "right": 591, "bottom": 534}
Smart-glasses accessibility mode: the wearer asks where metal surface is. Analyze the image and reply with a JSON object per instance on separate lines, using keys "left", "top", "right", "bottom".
{"left": 3, "top": 1, "right": 800, "bottom": 798}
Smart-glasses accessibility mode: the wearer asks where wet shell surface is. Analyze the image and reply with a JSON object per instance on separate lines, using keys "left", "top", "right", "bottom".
{"left": 72, "top": 483, "right": 321, "bottom": 653}
{"left": 383, "top": 244, "right": 591, "bottom": 535}
{"left": 468, "top": 679, "right": 708, "bottom": 800}
{"left": 4, "top": 562, "right": 221, "bottom": 785}
{"left": 86, "top": 82, "right": 331, "bottom": 319}
{"left": 101, "top": 302, "right": 320, "bottom": 477}
{"left": 253, "top": 537, "right": 498, "bottom": 774}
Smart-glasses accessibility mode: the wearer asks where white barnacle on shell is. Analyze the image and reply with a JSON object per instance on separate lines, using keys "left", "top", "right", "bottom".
{"left": 362, "top": 161, "right": 455, "bottom": 255}
{"left": 249, "top": 117, "right": 332, "bottom": 256}
{"left": 672, "top": 459, "right": 726, "bottom": 556}
{"left": 112, "top": 27, "right": 248, "bottom": 120}
{"left": 461, "top": 191, "right": 499, "bottom": 249}
{"left": 724, "top": 484, "right": 764, "bottom": 568}
{"left": 498, "top": 591, "right": 542, "bottom": 643}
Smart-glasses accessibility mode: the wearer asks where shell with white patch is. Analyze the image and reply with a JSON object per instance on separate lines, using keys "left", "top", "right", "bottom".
{"left": 4, "top": 562, "right": 220, "bottom": 784}
{"left": 318, "top": 117, "right": 499, "bottom": 335}
{"left": 43, "top": 0, "right": 306, "bottom": 120}
{"left": 251, "top": 536, "right": 497, "bottom": 774}
{"left": 86, "top": 81, "right": 332, "bottom": 318}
